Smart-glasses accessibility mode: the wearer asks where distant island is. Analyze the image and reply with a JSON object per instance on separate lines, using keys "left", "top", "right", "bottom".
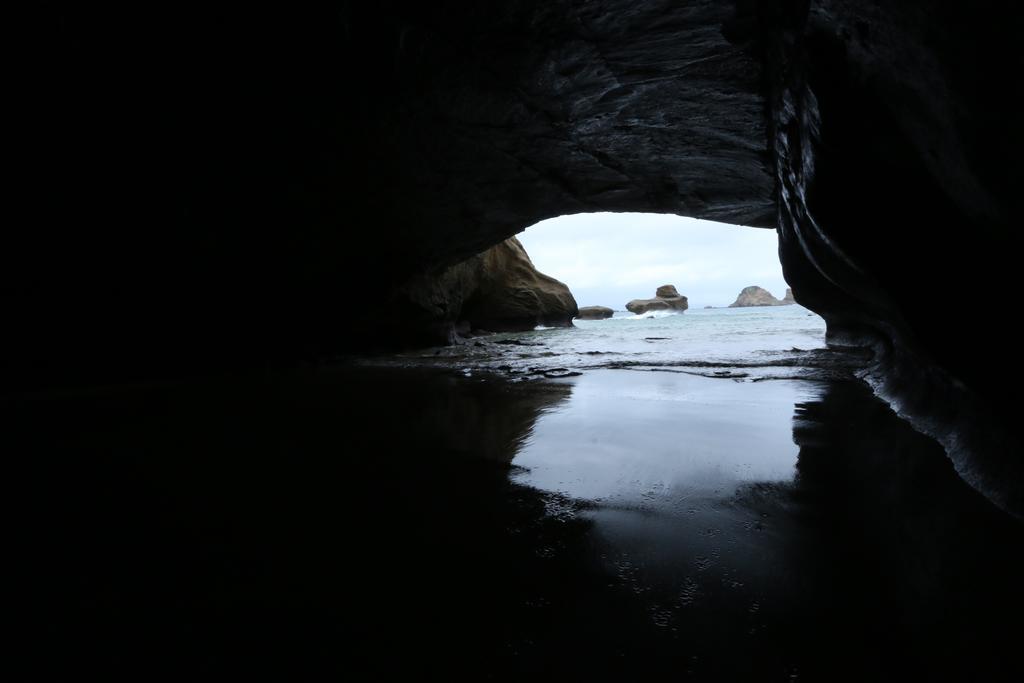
{"left": 625, "top": 285, "right": 689, "bottom": 314}
{"left": 729, "top": 286, "right": 795, "bottom": 307}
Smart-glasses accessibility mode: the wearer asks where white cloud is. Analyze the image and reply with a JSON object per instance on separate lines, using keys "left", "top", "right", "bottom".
{"left": 517, "top": 212, "right": 788, "bottom": 309}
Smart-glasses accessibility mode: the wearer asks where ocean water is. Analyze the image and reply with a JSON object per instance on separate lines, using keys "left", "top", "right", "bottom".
{"left": 555, "top": 304, "right": 826, "bottom": 363}
{"left": 376, "top": 304, "right": 847, "bottom": 381}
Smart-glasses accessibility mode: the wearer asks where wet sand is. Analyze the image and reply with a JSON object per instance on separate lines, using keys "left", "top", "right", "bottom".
{"left": 7, "top": 366, "right": 1024, "bottom": 680}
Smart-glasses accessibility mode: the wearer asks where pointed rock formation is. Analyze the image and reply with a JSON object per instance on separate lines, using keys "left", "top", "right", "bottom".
{"left": 729, "top": 286, "right": 794, "bottom": 307}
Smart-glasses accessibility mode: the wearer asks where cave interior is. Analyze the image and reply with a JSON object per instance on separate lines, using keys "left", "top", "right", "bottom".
{"left": 8, "top": 0, "right": 1024, "bottom": 677}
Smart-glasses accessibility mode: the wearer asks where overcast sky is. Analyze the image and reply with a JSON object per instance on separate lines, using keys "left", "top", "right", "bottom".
{"left": 517, "top": 213, "right": 789, "bottom": 310}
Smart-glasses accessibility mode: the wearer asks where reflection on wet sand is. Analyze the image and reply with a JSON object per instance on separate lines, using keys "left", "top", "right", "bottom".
{"left": 7, "top": 367, "right": 1023, "bottom": 680}
{"left": 508, "top": 373, "right": 1024, "bottom": 681}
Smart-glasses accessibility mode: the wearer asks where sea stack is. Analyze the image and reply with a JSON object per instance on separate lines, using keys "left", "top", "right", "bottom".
{"left": 728, "top": 286, "right": 793, "bottom": 307}
{"left": 781, "top": 288, "right": 796, "bottom": 304}
{"left": 625, "top": 285, "right": 689, "bottom": 314}
{"left": 576, "top": 306, "right": 615, "bottom": 320}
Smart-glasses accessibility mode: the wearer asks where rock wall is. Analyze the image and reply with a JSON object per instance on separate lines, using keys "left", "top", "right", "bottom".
{"left": 758, "top": 0, "right": 1023, "bottom": 514}
{"left": 10, "top": 1, "right": 773, "bottom": 388}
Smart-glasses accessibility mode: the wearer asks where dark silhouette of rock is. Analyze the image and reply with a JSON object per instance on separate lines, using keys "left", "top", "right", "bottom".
{"left": 729, "top": 286, "right": 793, "bottom": 307}
{"left": 576, "top": 306, "right": 614, "bottom": 320}
{"left": 625, "top": 285, "right": 689, "bottom": 315}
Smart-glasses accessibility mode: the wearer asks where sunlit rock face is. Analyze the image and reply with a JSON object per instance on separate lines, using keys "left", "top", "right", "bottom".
{"left": 460, "top": 238, "right": 578, "bottom": 332}
{"left": 366, "top": 237, "right": 577, "bottom": 345}
{"left": 11, "top": 2, "right": 1023, "bottom": 510}
{"left": 399, "top": 237, "right": 577, "bottom": 340}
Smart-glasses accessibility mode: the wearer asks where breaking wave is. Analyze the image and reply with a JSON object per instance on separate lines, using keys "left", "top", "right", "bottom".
{"left": 621, "top": 309, "right": 681, "bottom": 320}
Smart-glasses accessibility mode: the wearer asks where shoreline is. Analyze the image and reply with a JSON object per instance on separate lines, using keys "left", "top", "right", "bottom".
{"left": 356, "top": 341, "right": 872, "bottom": 384}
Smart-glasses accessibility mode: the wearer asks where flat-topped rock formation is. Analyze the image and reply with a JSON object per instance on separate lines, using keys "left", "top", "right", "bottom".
{"left": 576, "top": 306, "right": 614, "bottom": 320}
{"left": 625, "top": 285, "right": 689, "bottom": 315}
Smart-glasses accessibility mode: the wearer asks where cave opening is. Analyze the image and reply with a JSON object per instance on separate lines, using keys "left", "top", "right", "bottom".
{"left": 519, "top": 211, "right": 792, "bottom": 311}
{"left": 451, "top": 209, "right": 830, "bottom": 372}
{"left": 400, "top": 209, "right": 826, "bottom": 381}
